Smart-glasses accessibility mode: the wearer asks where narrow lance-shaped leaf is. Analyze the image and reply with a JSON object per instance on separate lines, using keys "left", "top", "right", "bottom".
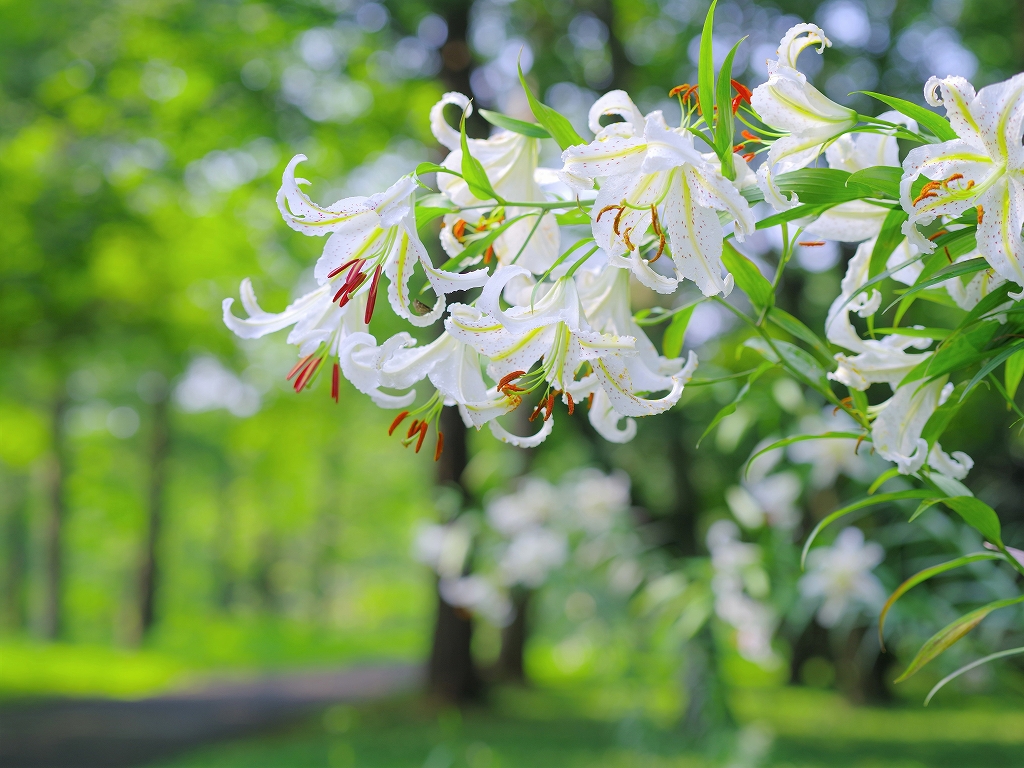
{"left": 869, "top": 207, "right": 910, "bottom": 278}
{"left": 478, "top": 109, "right": 550, "bottom": 139}
{"left": 941, "top": 496, "right": 1003, "bottom": 546}
{"left": 801, "top": 490, "right": 939, "bottom": 568}
{"left": 895, "top": 595, "right": 1024, "bottom": 683}
{"left": 925, "top": 646, "right": 1024, "bottom": 705}
{"left": 878, "top": 552, "right": 1003, "bottom": 651}
{"left": 1005, "top": 349, "right": 1024, "bottom": 401}
{"left": 907, "top": 498, "right": 942, "bottom": 523}
{"left": 962, "top": 340, "right": 1024, "bottom": 399}
{"left": 847, "top": 166, "right": 902, "bottom": 201}
{"left": 697, "top": 361, "right": 773, "bottom": 448}
{"left": 766, "top": 307, "right": 834, "bottom": 368}
{"left": 920, "top": 380, "right": 969, "bottom": 450}
{"left": 867, "top": 467, "right": 901, "bottom": 495}
{"left": 744, "top": 432, "right": 866, "bottom": 480}
{"left": 722, "top": 240, "right": 771, "bottom": 310}
{"left": 518, "top": 61, "right": 585, "bottom": 151}
{"left": 663, "top": 304, "right": 696, "bottom": 358}
{"left": 697, "top": 0, "right": 718, "bottom": 127}
{"left": 857, "top": 91, "right": 959, "bottom": 142}
{"left": 460, "top": 109, "right": 503, "bottom": 203}
{"left": 714, "top": 36, "right": 747, "bottom": 179}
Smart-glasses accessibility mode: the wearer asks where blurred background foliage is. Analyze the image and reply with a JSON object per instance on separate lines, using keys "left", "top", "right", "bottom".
{"left": 2, "top": 0, "right": 1024, "bottom": 760}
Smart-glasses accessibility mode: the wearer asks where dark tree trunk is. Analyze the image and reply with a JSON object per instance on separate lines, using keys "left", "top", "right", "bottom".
{"left": 494, "top": 589, "right": 530, "bottom": 683}
{"left": 427, "top": 404, "right": 483, "bottom": 703}
{"left": 41, "top": 397, "right": 68, "bottom": 640}
{"left": 681, "top": 625, "right": 734, "bottom": 742}
{"left": 137, "top": 395, "right": 170, "bottom": 641}
{"left": 2, "top": 474, "right": 29, "bottom": 631}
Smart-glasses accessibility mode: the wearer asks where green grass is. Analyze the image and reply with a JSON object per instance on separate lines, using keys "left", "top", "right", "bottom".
{"left": 152, "top": 686, "right": 1024, "bottom": 768}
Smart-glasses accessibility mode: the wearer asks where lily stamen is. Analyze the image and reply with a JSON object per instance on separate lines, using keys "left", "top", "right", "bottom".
{"left": 389, "top": 411, "right": 410, "bottom": 436}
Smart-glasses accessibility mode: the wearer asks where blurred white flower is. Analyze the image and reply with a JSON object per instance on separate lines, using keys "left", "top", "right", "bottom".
{"left": 800, "top": 527, "right": 885, "bottom": 627}
{"left": 439, "top": 575, "right": 514, "bottom": 626}
{"left": 563, "top": 467, "right": 631, "bottom": 534}
{"left": 412, "top": 521, "right": 472, "bottom": 580}
{"left": 174, "top": 356, "right": 261, "bottom": 417}
{"left": 486, "top": 476, "right": 560, "bottom": 536}
{"left": 788, "top": 408, "right": 874, "bottom": 488}
{"left": 498, "top": 527, "right": 568, "bottom": 588}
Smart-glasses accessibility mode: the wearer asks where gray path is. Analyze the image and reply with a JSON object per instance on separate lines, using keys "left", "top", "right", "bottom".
{"left": 0, "top": 663, "right": 421, "bottom": 768}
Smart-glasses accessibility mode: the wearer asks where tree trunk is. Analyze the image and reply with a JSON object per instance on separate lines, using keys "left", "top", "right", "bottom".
{"left": 41, "top": 397, "right": 68, "bottom": 640}
{"left": 2, "top": 474, "right": 28, "bottom": 632}
{"left": 494, "top": 589, "right": 530, "bottom": 683}
{"left": 426, "top": 404, "right": 483, "bottom": 703}
{"left": 681, "top": 625, "right": 734, "bottom": 742}
{"left": 136, "top": 395, "right": 170, "bottom": 641}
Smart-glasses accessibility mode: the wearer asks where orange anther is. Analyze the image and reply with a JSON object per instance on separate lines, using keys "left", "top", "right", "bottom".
{"left": 742, "top": 152, "right": 755, "bottom": 162}
{"left": 414, "top": 422, "right": 428, "bottom": 453}
{"left": 434, "top": 431, "right": 444, "bottom": 461}
{"left": 566, "top": 392, "right": 575, "bottom": 415}
{"left": 389, "top": 411, "right": 409, "bottom": 436}
{"left": 798, "top": 241, "right": 826, "bottom": 247}
{"left": 452, "top": 219, "right": 467, "bottom": 239}
{"left": 741, "top": 130, "right": 760, "bottom": 142}
{"left": 406, "top": 419, "right": 421, "bottom": 439}
{"left": 668, "top": 84, "right": 690, "bottom": 97}
{"left": 977, "top": 205, "right": 985, "bottom": 225}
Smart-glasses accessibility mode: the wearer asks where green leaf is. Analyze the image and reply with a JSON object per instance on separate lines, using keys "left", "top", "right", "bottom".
{"left": 868, "top": 467, "right": 901, "bottom": 495}
{"left": 872, "top": 326, "right": 951, "bottom": 339}
{"left": 847, "top": 166, "right": 903, "bottom": 201}
{"left": 908, "top": 498, "right": 942, "bottom": 523}
{"left": 555, "top": 208, "right": 591, "bottom": 226}
{"left": 744, "top": 432, "right": 866, "bottom": 480}
{"left": 857, "top": 91, "right": 959, "bottom": 142}
{"left": 878, "top": 552, "right": 1004, "bottom": 651}
{"left": 963, "top": 340, "right": 1024, "bottom": 398}
{"left": 925, "top": 646, "right": 1024, "bottom": 705}
{"left": 415, "top": 161, "right": 460, "bottom": 179}
{"left": 721, "top": 240, "right": 772, "bottom": 310}
{"left": 1005, "top": 349, "right": 1024, "bottom": 400}
{"left": 868, "top": 208, "right": 910, "bottom": 278}
{"left": 714, "top": 36, "right": 746, "bottom": 178}
{"left": 899, "top": 320, "right": 1001, "bottom": 388}
{"left": 775, "top": 168, "right": 878, "bottom": 204}
{"left": 696, "top": 361, "right": 772, "bottom": 448}
{"left": 895, "top": 596, "right": 1024, "bottom": 683}
{"left": 663, "top": 304, "right": 696, "bottom": 358}
{"left": 801, "top": 490, "right": 938, "bottom": 568}
{"left": 920, "top": 380, "right": 970, "bottom": 449}
{"left": 754, "top": 202, "right": 835, "bottom": 230}
{"left": 941, "top": 496, "right": 1003, "bottom": 546}
{"left": 478, "top": 109, "right": 550, "bottom": 138}
{"left": 415, "top": 205, "right": 455, "bottom": 230}
{"left": 698, "top": 0, "right": 718, "bottom": 127}
{"left": 889, "top": 256, "right": 989, "bottom": 312}
{"left": 518, "top": 62, "right": 585, "bottom": 151}
{"left": 744, "top": 338, "right": 831, "bottom": 394}
{"left": 766, "top": 307, "right": 834, "bottom": 367}
{"left": 459, "top": 110, "right": 503, "bottom": 203}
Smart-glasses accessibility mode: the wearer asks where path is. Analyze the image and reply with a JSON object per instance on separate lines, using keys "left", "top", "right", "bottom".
{"left": 0, "top": 663, "right": 421, "bottom": 768}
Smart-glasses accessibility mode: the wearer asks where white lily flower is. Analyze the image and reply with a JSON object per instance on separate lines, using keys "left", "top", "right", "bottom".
{"left": 486, "top": 476, "right": 561, "bottom": 536}
{"left": 439, "top": 575, "right": 514, "bottom": 626}
{"left": 560, "top": 93, "right": 754, "bottom": 296}
{"left": 901, "top": 74, "right": 1024, "bottom": 289}
{"left": 928, "top": 443, "right": 974, "bottom": 480}
{"left": 431, "top": 92, "right": 560, "bottom": 275}
{"left": 413, "top": 520, "right": 473, "bottom": 579}
{"left": 726, "top": 471, "right": 802, "bottom": 530}
{"left": 277, "top": 154, "right": 488, "bottom": 328}
{"left": 943, "top": 252, "right": 1007, "bottom": 310}
{"left": 804, "top": 111, "right": 917, "bottom": 243}
{"left": 751, "top": 24, "right": 858, "bottom": 211}
{"left": 871, "top": 378, "right": 952, "bottom": 474}
{"left": 800, "top": 527, "right": 885, "bottom": 628}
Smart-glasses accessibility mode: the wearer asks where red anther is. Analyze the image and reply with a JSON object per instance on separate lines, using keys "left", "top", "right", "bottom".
{"left": 364, "top": 264, "right": 383, "bottom": 324}
{"left": 927, "top": 229, "right": 948, "bottom": 242}
{"left": 596, "top": 204, "right": 619, "bottom": 222}
{"left": 977, "top": 205, "right": 985, "bottom": 225}
{"left": 414, "top": 422, "right": 428, "bottom": 453}
{"left": 497, "top": 370, "right": 526, "bottom": 391}
{"left": 613, "top": 205, "right": 625, "bottom": 236}
{"left": 294, "top": 356, "right": 322, "bottom": 392}
{"left": 452, "top": 219, "right": 467, "bottom": 240}
{"left": 544, "top": 391, "right": 555, "bottom": 421}
{"left": 742, "top": 152, "right": 756, "bottom": 162}
{"left": 528, "top": 400, "right": 544, "bottom": 422}
{"left": 741, "top": 130, "right": 760, "bottom": 142}
{"left": 731, "top": 79, "right": 753, "bottom": 102}
{"left": 649, "top": 233, "right": 666, "bottom": 263}
{"left": 287, "top": 354, "right": 314, "bottom": 381}
{"left": 566, "top": 392, "right": 575, "bottom": 415}
{"left": 407, "top": 419, "right": 421, "bottom": 439}
{"left": 434, "top": 431, "right": 444, "bottom": 461}
{"left": 331, "top": 362, "right": 340, "bottom": 402}
{"left": 327, "top": 258, "right": 358, "bottom": 279}
{"left": 389, "top": 411, "right": 410, "bottom": 436}
{"left": 733, "top": 142, "right": 746, "bottom": 153}
{"left": 587, "top": 392, "right": 594, "bottom": 410}
{"left": 944, "top": 246, "right": 953, "bottom": 263}
{"left": 731, "top": 94, "right": 744, "bottom": 114}
{"left": 683, "top": 85, "right": 700, "bottom": 101}
{"left": 483, "top": 244, "right": 494, "bottom": 264}
{"left": 798, "top": 241, "right": 826, "bottom": 247}
{"left": 668, "top": 84, "right": 690, "bottom": 97}
{"left": 338, "top": 271, "right": 368, "bottom": 308}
